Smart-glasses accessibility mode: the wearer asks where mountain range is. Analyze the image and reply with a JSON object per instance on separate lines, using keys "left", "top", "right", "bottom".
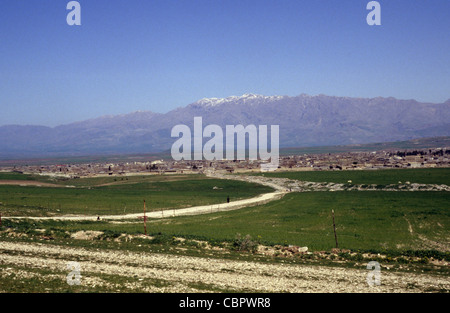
{"left": 1, "top": 94, "right": 449, "bottom": 159}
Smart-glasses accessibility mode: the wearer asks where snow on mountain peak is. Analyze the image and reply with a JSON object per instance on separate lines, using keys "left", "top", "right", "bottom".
{"left": 193, "top": 93, "right": 285, "bottom": 107}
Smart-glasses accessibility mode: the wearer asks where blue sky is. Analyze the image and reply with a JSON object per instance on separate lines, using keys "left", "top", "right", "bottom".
{"left": 0, "top": 0, "right": 449, "bottom": 126}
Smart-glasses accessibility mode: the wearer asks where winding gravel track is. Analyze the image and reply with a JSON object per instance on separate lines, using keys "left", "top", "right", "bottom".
{"left": 2, "top": 172, "right": 288, "bottom": 221}
{"left": 3, "top": 172, "right": 448, "bottom": 221}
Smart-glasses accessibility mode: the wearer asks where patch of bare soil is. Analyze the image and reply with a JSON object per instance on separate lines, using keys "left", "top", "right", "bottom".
{"left": 71, "top": 230, "right": 104, "bottom": 240}
{"left": 0, "top": 180, "right": 65, "bottom": 187}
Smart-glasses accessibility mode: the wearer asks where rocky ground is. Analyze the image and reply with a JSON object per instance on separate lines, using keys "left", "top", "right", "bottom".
{"left": 1, "top": 240, "right": 449, "bottom": 293}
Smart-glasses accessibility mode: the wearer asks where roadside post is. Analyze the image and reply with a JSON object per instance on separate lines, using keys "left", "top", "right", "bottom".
{"left": 143, "top": 200, "right": 147, "bottom": 236}
{"left": 332, "top": 209, "right": 339, "bottom": 248}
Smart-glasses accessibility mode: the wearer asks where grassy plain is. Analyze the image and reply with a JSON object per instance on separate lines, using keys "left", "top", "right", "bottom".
{"left": 1, "top": 168, "right": 449, "bottom": 254}
{"left": 0, "top": 173, "right": 273, "bottom": 217}
{"left": 29, "top": 190, "right": 446, "bottom": 253}
{"left": 252, "top": 168, "right": 450, "bottom": 186}
{"left": 1, "top": 168, "right": 449, "bottom": 293}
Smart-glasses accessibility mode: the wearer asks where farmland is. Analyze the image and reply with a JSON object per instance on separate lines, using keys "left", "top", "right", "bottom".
{"left": 0, "top": 173, "right": 273, "bottom": 217}
{"left": 0, "top": 168, "right": 449, "bottom": 293}
{"left": 252, "top": 167, "right": 450, "bottom": 186}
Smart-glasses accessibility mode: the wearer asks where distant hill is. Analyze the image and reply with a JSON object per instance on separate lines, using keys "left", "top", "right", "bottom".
{"left": 0, "top": 94, "right": 449, "bottom": 159}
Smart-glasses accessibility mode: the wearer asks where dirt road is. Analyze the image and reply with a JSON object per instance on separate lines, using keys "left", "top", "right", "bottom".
{"left": 3, "top": 172, "right": 448, "bottom": 221}
{"left": 3, "top": 173, "right": 289, "bottom": 221}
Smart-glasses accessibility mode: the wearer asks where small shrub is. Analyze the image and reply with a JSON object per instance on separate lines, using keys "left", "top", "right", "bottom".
{"left": 233, "top": 233, "right": 259, "bottom": 253}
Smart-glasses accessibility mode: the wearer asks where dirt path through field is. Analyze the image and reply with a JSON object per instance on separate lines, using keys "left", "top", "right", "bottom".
{"left": 1, "top": 240, "right": 448, "bottom": 293}
{"left": 3, "top": 172, "right": 289, "bottom": 221}
{"left": 3, "top": 172, "right": 449, "bottom": 221}
{"left": 0, "top": 180, "right": 66, "bottom": 187}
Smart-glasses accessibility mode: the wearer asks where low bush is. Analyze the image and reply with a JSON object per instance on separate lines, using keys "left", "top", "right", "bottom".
{"left": 233, "top": 233, "right": 259, "bottom": 253}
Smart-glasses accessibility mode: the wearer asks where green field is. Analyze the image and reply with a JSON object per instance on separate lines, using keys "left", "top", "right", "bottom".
{"left": 47, "top": 190, "right": 447, "bottom": 253}
{"left": 253, "top": 168, "right": 450, "bottom": 186}
{"left": 0, "top": 172, "right": 44, "bottom": 181}
{"left": 1, "top": 168, "right": 449, "bottom": 255}
{"left": 0, "top": 173, "right": 273, "bottom": 217}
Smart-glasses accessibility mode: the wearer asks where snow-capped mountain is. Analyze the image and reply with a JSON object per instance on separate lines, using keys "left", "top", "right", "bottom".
{"left": 192, "top": 94, "right": 285, "bottom": 107}
{"left": 0, "top": 94, "right": 449, "bottom": 158}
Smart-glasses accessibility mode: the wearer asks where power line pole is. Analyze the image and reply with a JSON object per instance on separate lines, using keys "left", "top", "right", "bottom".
{"left": 143, "top": 200, "right": 147, "bottom": 236}
{"left": 332, "top": 209, "right": 339, "bottom": 249}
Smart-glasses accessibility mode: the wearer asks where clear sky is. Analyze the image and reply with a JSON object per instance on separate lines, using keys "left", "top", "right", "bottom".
{"left": 0, "top": 0, "right": 449, "bottom": 126}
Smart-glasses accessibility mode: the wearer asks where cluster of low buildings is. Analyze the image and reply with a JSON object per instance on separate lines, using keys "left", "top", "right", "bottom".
{"left": 2, "top": 147, "right": 449, "bottom": 178}
{"left": 277, "top": 148, "right": 450, "bottom": 171}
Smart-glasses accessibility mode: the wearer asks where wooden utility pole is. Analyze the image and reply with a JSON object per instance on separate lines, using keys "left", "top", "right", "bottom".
{"left": 332, "top": 209, "right": 338, "bottom": 248}
{"left": 143, "top": 200, "right": 147, "bottom": 236}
